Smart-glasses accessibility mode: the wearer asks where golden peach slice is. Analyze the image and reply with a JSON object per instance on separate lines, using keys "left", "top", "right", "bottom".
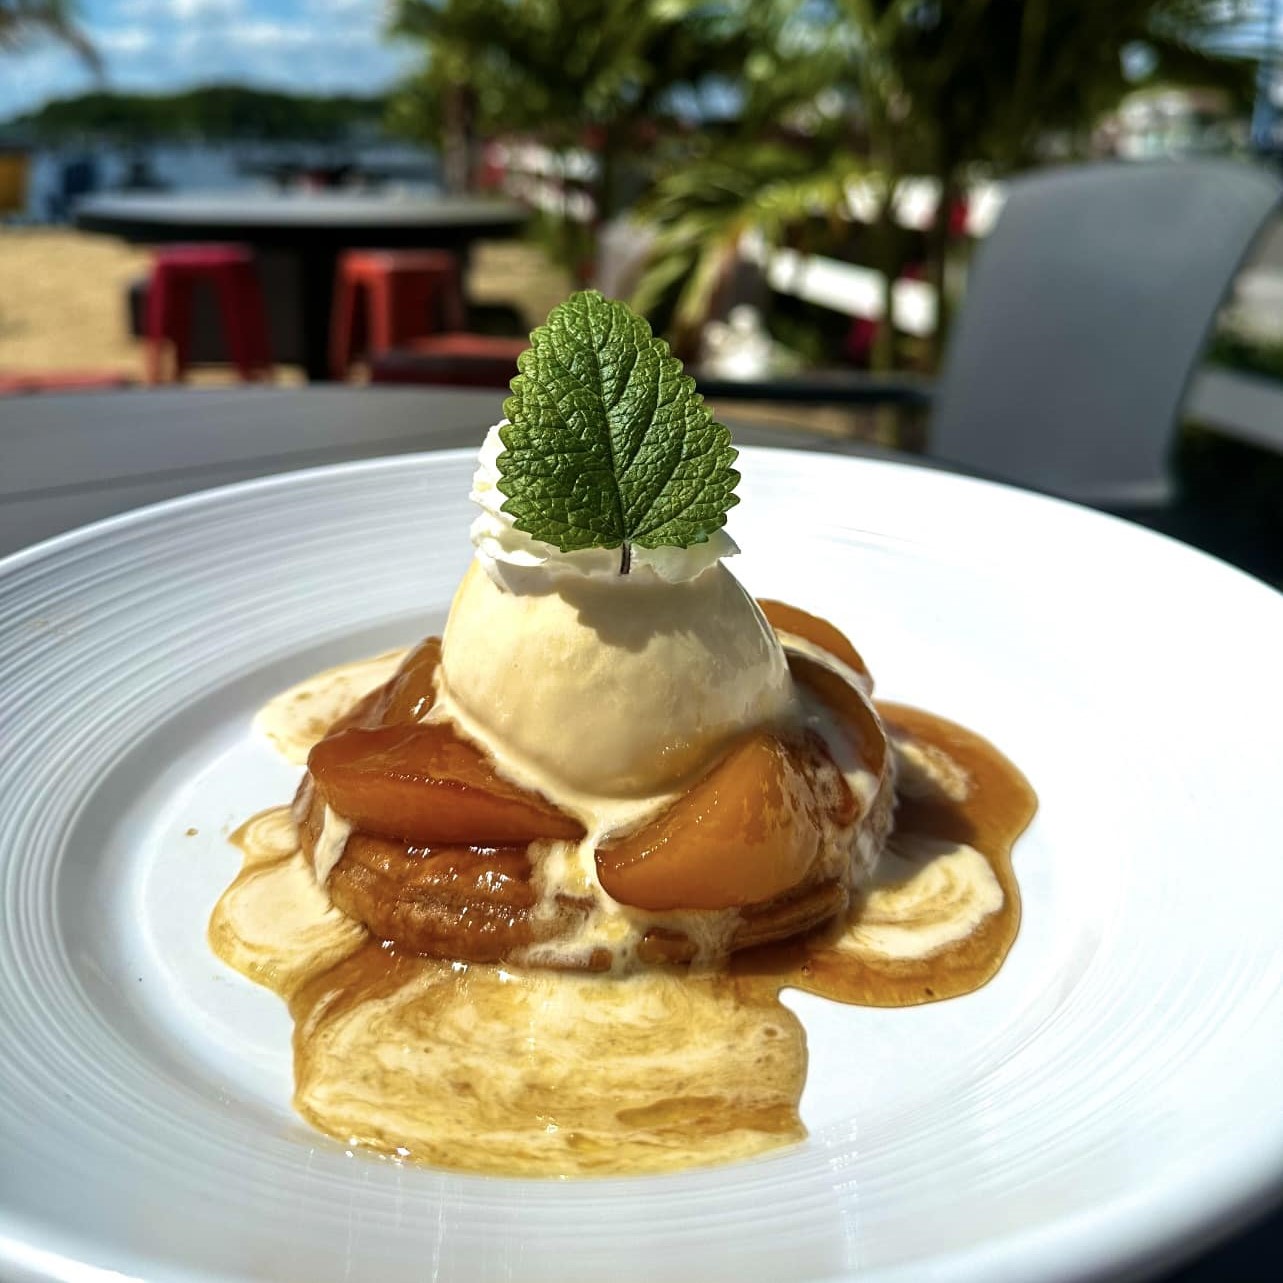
{"left": 757, "top": 599, "right": 871, "bottom": 687}
{"left": 787, "top": 651, "right": 887, "bottom": 783}
{"left": 597, "top": 732, "right": 821, "bottom": 911}
{"left": 379, "top": 636, "right": 442, "bottom": 725}
{"left": 308, "top": 721, "right": 586, "bottom": 846}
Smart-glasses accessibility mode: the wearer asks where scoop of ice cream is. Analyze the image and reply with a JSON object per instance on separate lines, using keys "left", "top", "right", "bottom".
{"left": 437, "top": 558, "right": 796, "bottom": 799}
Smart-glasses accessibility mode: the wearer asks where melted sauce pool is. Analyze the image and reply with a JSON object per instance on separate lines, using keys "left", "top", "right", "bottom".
{"left": 211, "top": 659, "right": 1036, "bottom": 1177}
{"left": 737, "top": 704, "right": 1031, "bottom": 1008}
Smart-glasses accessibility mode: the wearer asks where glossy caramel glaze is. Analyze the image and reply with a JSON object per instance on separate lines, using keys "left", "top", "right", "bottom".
{"left": 212, "top": 612, "right": 1037, "bottom": 1177}
{"left": 598, "top": 731, "right": 830, "bottom": 911}
{"left": 298, "top": 635, "right": 890, "bottom": 964}
{"left": 213, "top": 817, "right": 805, "bottom": 1175}
{"left": 734, "top": 703, "right": 1035, "bottom": 1007}
{"left": 758, "top": 599, "right": 872, "bottom": 686}
{"left": 309, "top": 721, "right": 587, "bottom": 846}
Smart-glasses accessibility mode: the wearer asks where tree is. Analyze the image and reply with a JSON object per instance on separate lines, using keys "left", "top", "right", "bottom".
{"left": 17, "top": 87, "right": 386, "bottom": 141}
{"left": 869, "top": 0, "right": 1257, "bottom": 350}
{"left": 0, "top": 1, "right": 99, "bottom": 71}
{"left": 386, "top": 0, "right": 760, "bottom": 259}
{"left": 633, "top": 0, "right": 1259, "bottom": 368}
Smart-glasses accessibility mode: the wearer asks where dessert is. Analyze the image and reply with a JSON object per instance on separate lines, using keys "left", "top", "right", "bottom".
{"left": 292, "top": 556, "right": 894, "bottom": 971}
{"left": 211, "top": 290, "right": 1036, "bottom": 1176}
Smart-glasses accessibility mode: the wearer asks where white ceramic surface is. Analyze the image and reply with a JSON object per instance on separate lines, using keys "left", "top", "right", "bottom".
{"left": 2, "top": 449, "right": 1281, "bottom": 1283}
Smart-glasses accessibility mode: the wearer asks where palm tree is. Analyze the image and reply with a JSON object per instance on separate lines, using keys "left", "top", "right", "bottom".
{"left": 633, "top": 0, "right": 1259, "bottom": 368}
{"left": 386, "top": 0, "right": 760, "bottom": 256}
{"left": 0, "top": 1, "right": 99, "bottom": 71}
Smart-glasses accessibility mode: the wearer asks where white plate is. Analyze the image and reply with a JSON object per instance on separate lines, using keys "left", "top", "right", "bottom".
{"left": 2, "top": 448, "right": 1281, "bottom": 1283}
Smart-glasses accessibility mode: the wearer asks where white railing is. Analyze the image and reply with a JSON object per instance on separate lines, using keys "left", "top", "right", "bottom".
{"left": 495, "top": 139, "right": 1014, "bottom": 327}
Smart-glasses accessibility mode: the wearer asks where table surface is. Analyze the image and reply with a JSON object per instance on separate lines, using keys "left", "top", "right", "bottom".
{"left": 0, "top": 386, "right": 1278, "bottom": 1282}
{"left": 75, "top": 190, "right": 528, "bottom": 231}
{"left": 0, "top": 386, "right": 917, "bottom": 558}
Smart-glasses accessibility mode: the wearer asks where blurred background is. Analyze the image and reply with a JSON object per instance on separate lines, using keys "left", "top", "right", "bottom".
{"left": 1, "top": 0, "right": 1281, "bottom": 582}
{"left": 2, "top": 12, "right": 1281, "bottom": 1279}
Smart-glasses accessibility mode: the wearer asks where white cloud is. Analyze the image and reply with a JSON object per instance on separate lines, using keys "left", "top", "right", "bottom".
{"left": 174, "top": 0, "right": 245, "bottom": 16}
{"left": 235, "top": 20, "right": 357, "bottom": 47}
{"left": 116, "top": 0, "right": 244, "bottom": 17}
{"left": 314, "top": 0, "right": 385, "bottom": 14}
{"left": 95, "top": 28, "right": 156, "bottom": 55}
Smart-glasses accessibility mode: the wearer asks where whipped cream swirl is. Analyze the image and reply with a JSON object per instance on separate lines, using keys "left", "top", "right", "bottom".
{"left": 469, "top": 421, "right": 738, "bottom": 584}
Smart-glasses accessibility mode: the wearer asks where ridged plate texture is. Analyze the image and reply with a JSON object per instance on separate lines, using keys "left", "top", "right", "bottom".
{"left": 1, "top": 448, "right": 1281, "bottom": 1283}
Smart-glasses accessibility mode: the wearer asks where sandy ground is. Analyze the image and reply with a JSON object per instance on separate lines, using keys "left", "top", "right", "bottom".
{"left": 0, "top": 228, "right": 573, "bottom": 384}
{"left": 0, "top": 229, "right": 151, "bottom": 375}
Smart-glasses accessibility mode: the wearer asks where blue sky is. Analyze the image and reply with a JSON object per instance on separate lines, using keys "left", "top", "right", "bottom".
{"left": 0, "top": 0, "right": 419, "bottom": 120}
{"left": 2, "top": 1, "right": 1276, "bottom": 124}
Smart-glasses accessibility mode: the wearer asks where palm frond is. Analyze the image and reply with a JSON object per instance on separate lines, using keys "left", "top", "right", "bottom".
{"left": 631, "top": 143, "right": 869, "bottom": 340}
{"left": 0, "top": 1, "right": 100, "bottom": 71}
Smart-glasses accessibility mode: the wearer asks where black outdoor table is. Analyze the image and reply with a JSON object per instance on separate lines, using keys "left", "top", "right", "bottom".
{"left": 75, "top": 192, "right": 528, "bottom": 382}
{"left": 692, "top": 367, "right": 935, "bottom": 409}
{"left": 0, "top": 386, "right": 1279, "bottom": 1282}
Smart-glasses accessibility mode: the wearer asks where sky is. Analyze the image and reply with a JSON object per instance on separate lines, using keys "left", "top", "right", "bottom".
{"left": 2, "top": 1, "right": 1277, "bottom": 124}
{"left": 0, "top": 0, "right": 419, "bottom": 120}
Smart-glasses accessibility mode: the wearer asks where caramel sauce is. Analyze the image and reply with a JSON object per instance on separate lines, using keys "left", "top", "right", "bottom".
{"left": 212, "top": 816, "right": 805, "bottom": 1175}
{"left": 734, "top": 704, "right": 1035, "bottom": 1008}
{"left": 289, "top": 942, "right": 806, "bottom": 1175}
{"left": 212, "top": 653, "right": 1036, "bottom": 1178}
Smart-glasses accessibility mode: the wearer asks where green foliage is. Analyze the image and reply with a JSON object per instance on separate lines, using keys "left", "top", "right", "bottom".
{"left": 633, "top": 140, "right": 870, "bottom": 341}
{"left": 390, "top": 0, "right": 754, "bottom": 139}
{"left": 632, "top": 0, "right": 1260, "bottom": 362}
{"left": 384, "top": 0, "right": 1262, "bottom": 367}
{"left": 862, "top": 0, "right": 1258, "bottom": 169}
{"left": 1207, "top": 330, "right": 1283, "bottom": 384}
{"left": 0, "top": 1, "right": 98, "bottom": 70}
{"left": 386, "top": 0, "right": 759, "bottom": 211}
{"left": 498, "top": 289, "right": 739, "bottom": 559}
{"left": 10, "top": 85, "right": 387, "bottom": 139}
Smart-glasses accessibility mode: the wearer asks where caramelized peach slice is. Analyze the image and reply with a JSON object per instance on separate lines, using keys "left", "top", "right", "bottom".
{"left": 308, "top": 722, "right": 585, "bottom": 846}
{"left": 295, "top": 776, "right": 547, "bottom": 961}
{"left": 379, "top": 636, "right": 442, "bottom": 725}
{"left": 327, "top": 685, "right": 386, "bottom": 736}
{"left": 788, "top": 651, "right": 887, "bottom": 780}
{"left": 597, "top": 732, "right": 821, "bottom": 911}
{"left": 320, "top": 637, "right": 442, "bottom": 737}
{"left": 757, "top": 600, "right": 871, "bottom": 686}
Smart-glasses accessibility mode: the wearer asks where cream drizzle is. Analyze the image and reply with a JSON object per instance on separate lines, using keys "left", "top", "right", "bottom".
{"left": 249, "top": 652, "right": 995, "bottom": 974}
{"left": 838, "top": 835, "right": 1002, "bottom": 961}
{"left": 774, "top": 629, "right": 874, "bottom": 696}
{"left": 312, "top": 806, "right": 354, "bottom": 886}
{"left": 214, "top": 658, "right": 1034, "bottom": 1176}
{"left": 254, "top": 649, "right": 406, "bottom": 766}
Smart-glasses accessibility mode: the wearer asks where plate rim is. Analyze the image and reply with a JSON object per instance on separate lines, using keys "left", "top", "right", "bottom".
{"left": 2, "top": 446, "right": 1282, "bottom": 1283}
{"left": 6, "top": 443, "right": 1280, "bottom": 606}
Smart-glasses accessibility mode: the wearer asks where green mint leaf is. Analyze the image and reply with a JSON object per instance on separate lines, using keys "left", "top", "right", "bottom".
{"left": 497, "top": 290, "right": 739, "bottom": 563}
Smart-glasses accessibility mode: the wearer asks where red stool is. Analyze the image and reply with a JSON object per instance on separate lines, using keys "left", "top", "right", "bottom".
{"left": 144, "top": 244, "right": 272, "bottom": 384}
{"left": 368, "top": 333, "right": 529, "bottom": 389}
{"left": 329, "top": 250, "right": 466, "bottom": 380}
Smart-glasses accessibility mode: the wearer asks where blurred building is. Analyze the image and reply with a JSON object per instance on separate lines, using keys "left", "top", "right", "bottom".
{"left": 1099, "top": 87, "right": 1247, "bottom": 159}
